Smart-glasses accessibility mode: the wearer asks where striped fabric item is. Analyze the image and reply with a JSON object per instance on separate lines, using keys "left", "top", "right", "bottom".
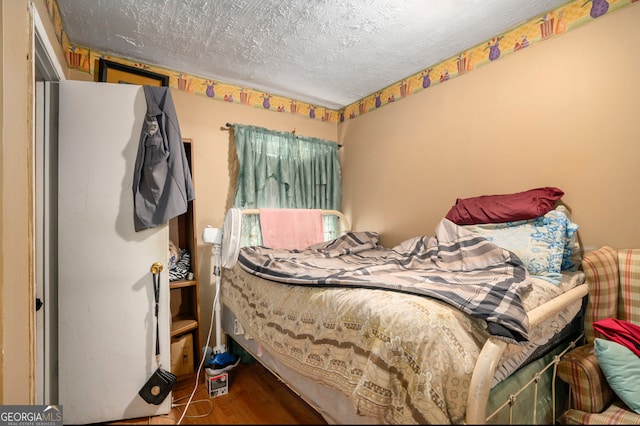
{"left": 239, "top": 220, "right": 534, "bottom": 344}
{"left": 561, "top": 400, "right": 640, "bottom": 425}
{"left": 582, "top": 246, "right": 619, "bottom": 343}
{"left": 617, "top": 249, "right": 640, "bottom": 326}
{"left": 557, "top": 343, "right": 614, "bottom": 413}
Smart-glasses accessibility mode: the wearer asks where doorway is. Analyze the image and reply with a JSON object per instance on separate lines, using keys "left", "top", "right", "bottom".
{"left": 33, "top": 5, "right": 63, "bottom": 405}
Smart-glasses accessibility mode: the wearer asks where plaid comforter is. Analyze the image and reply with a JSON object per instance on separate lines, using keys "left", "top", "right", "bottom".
{"left": 238, "top": 218, "right": 533, "bottom": 344}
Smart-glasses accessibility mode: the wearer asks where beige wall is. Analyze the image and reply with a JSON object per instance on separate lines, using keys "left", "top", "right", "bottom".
{"left": 339, "top": 4, "right": 640, "bottom": 250}
{"left": 169, "top": 90, "right": 336, "bottom": 351}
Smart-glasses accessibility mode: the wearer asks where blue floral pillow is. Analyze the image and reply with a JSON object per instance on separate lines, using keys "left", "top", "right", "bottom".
{"left": 463, "top": 209, "right": 579, "bottom": 284}
{"left": 555, "top": 205, "right": 581, "bottom": 272}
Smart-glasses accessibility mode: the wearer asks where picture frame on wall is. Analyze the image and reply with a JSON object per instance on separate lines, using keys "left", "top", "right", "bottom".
{"left": 98, "top": 59, "right": 169, "bottom": 86}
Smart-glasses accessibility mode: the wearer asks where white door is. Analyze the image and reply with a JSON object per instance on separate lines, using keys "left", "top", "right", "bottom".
{"left": 57, "top": 80, "right": 172, "bottom": 424}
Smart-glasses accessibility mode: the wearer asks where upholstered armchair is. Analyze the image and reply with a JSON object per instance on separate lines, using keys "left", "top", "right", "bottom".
{"left": 556, "top": 246, "right": 640, "bottom": 424}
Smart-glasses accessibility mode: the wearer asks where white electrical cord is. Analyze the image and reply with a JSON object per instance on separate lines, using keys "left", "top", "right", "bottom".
{"left": 175, "top": 242, "right": 222, "bottom": 424}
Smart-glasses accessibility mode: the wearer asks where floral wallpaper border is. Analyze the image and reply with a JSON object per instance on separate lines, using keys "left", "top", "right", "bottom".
{"left": 45, "top": 0, "right": 637, "bottom": 124}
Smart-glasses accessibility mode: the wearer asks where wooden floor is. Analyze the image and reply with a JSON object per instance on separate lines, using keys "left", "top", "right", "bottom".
{"left": 102, "top": 361, "right": 328, "bottom": 425}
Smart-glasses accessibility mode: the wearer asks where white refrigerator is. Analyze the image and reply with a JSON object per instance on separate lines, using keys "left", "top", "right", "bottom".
{"left": 57, "top": 80, "right": 172, "bottom": 424}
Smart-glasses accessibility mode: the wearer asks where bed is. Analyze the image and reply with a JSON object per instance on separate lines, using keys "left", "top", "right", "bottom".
{"left": 219, "top": 197, "right": 588, "bottom": 424}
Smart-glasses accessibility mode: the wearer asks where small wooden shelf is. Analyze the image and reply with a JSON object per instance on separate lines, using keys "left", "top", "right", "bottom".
{"left": 171, "top": 316, "right": 198, "bottom": 336}
{"left": 170, "top": 279, "right": 197, "bottom": 290}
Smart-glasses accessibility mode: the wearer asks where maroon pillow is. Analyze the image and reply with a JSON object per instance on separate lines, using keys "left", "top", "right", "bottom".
{"left": 445, "top": 187, "right": 564, "bottom": 225}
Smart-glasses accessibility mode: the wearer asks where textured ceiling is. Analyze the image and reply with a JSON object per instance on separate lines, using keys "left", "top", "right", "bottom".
{"left": 56, "top": 0, "right": 571, "bottom": 110}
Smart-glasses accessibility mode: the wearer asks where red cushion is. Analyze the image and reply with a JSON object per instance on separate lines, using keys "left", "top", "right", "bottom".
{"left": 445, "top": 187, "right": 564, "bottom": 225}
{"left": 594, "top": 318, "right": 640, "bottom": 357}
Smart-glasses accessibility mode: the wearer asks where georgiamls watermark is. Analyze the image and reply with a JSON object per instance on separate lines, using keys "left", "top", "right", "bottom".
{"left": 0, "top": 405, "right": 62, "bottom": 426}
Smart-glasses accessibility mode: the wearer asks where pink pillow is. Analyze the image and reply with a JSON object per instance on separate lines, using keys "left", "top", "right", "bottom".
{"left": 445, "top": 187, "right": 564, "bottom": 225}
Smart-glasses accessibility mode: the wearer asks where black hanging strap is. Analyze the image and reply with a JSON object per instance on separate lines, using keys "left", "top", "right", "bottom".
{"left": 138, "top": 261, "right": 176, "bottom": 406}
{"left": 153, "top": 272, "right": 160, "bottom": 362}
{"left": 150, "top": 262, "right": 163, "bottom": 367}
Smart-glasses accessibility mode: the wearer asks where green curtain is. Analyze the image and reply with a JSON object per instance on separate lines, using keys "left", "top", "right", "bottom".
{"left": 231, "top": 124, "right": 342, "bottom": 246}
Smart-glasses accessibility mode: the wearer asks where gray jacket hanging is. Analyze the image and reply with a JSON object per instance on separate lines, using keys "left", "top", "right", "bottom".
{"left": 133, "top": 86, "right": 195, "bottom": 232}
